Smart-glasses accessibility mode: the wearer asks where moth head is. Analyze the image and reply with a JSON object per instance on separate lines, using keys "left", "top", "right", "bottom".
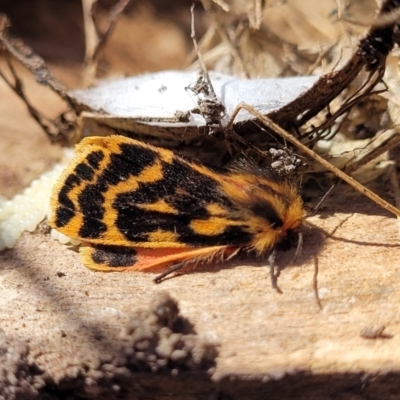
{"left": 235, "top": 179, "right": 304, "bottom": 255}
{"left": 248, "top": 199, "right": 304, "bottom": 254}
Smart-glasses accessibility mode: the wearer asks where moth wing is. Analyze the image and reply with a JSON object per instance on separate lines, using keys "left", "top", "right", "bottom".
{"left": 80, "top": 244, "right": 232, "bottom": 272}
{"left": 50, "top": 136, "right": 251, "bottom": 248}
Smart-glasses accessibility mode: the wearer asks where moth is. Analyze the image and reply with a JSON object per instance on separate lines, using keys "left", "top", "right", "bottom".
{"left": 50, "top": 135, "right": 304, "bottom": 289}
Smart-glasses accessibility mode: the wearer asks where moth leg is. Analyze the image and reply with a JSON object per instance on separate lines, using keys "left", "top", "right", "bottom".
{"left": 153, "top": 261, "right": 187, "bottom": 283}
{"left": 154, "top": 245, "right": 236, "bottom": 283}
{"left": 268, "top": 249, "right": 282, "bottom": 294}
{"left": 291, "top": 231, "right": 303, "bottom": 264}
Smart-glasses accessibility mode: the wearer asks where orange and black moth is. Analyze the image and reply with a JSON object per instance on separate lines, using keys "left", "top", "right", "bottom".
{"left": 50, "top": 135, "right": 304, "bottom": 288}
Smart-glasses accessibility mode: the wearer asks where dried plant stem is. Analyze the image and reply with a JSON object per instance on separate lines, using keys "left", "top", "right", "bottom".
{"left": 200, "top": 0, "right": 249, "bottom": 77}
{"left": 190, "top": 4, "right": 217, "bottom": 100}
{"left": 0, "top": 55, "right": 58, "bottom": 140}
{"left": 390, "top": 166, "right": 400, "bottom": 235}
{"left": 81, "top": 0, "right": 98, "bottom": 87}
{"left": 81, "top": 0, "right": 133, "bottom": 87}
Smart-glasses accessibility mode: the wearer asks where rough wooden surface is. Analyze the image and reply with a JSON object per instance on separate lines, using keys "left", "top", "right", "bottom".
{"left": 1, "top": 197, "right": 400, "bottom": 398}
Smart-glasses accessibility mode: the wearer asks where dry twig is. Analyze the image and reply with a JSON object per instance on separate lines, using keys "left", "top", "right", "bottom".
{"left": 81, "top": 0, "right": 133, "bottom": 87}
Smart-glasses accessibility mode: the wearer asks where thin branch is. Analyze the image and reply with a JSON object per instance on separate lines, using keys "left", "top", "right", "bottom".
{"left": 0, "top": 14, "right": 68, "bottom": 101}
{"left": 190, "top": 4, "right": 217, "bottom": 100}
{"left": 200, "top": 0, "right": 249, "bottom": 77}
{"left": 81, "top": 0, "right": 133, "bottom": 87}
{"left": 0, "top": 55, "right": 60, "bottom": 141}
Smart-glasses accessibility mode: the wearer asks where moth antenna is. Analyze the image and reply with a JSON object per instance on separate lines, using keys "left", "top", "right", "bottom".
{"left": 308, "top": 180, "right": 339, "bottom": 217}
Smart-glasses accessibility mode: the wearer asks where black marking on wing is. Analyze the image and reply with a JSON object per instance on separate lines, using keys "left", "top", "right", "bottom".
{"left": 91, "top": 244, "right": 137, "bottom": 267}
{"left": 114, "top": 208, "right": 182, "bottom": 242}
{"left": 54, "top": 206, "right": 76, "bottom": 229}
{"left": 112, "top": 157, "right": 251, "bottom": 246}
{"left": 54, "top": 174, "right": 82, "bottom": 228}
{"left": 75, "top": 162, "right": 95, "bottom": 181}
{"left": 86, "top": 150, "right": 104, "bottom": 169}
{"left": 54, "top": 143, "right": 157, "bottom": 236}
{"left": 176, "top": 224, "right": 252, "bottom": 246}
{"left": 78, "top": 143, "right": 157, "bottom": 239}
{"left": 113, "top": 202, "right": 251, "bottom": 246}
{"left": 113, "top": 157, "right": 228, "bottom": 215}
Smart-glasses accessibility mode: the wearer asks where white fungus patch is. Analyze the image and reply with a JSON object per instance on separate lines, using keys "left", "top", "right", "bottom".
{"left": 0, "top": 150, "right": 78, "bottom": 251}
